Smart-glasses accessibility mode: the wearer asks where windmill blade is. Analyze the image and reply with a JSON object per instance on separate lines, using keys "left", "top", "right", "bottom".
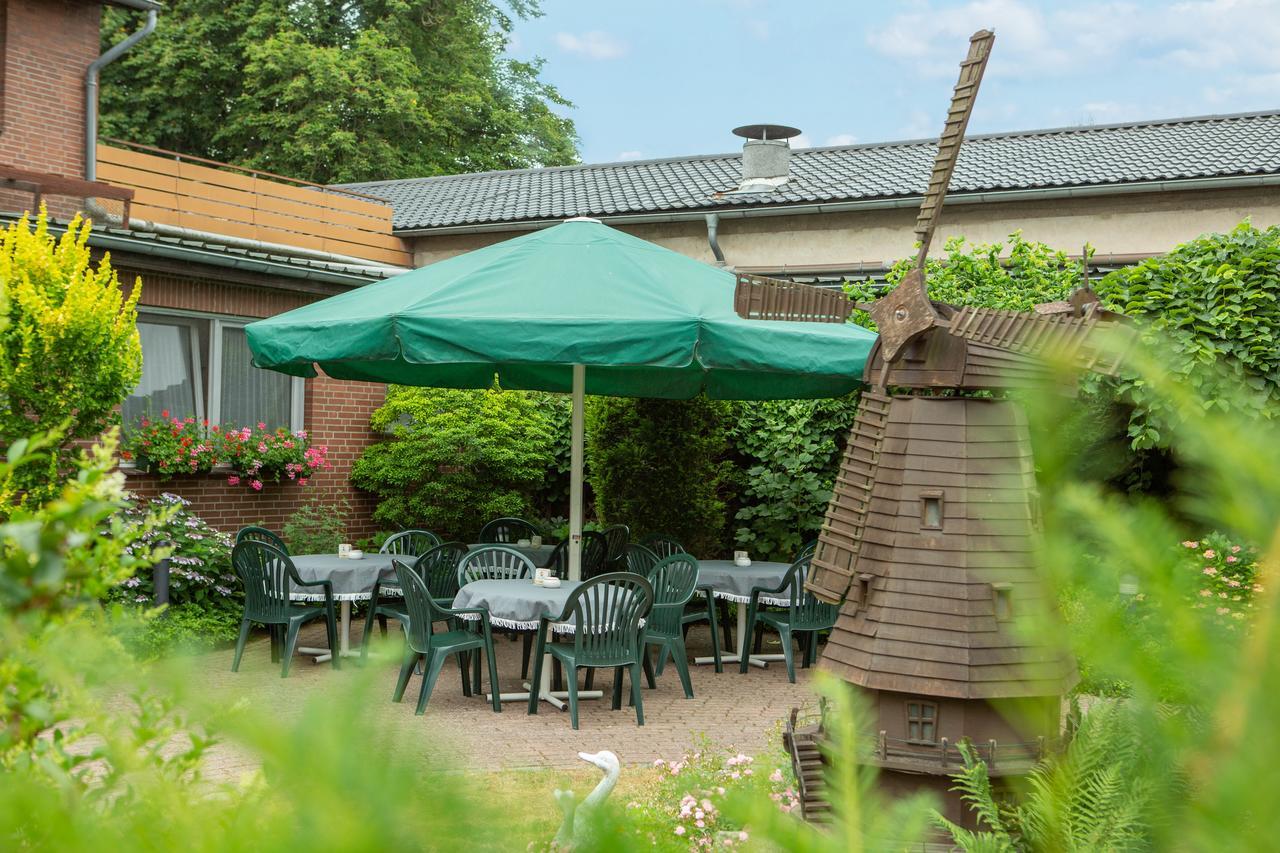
{"left": 733, "top": 272, "right": 853, "bottom": 323}
{"left": 944, "top": 301, "right": 1131, "bottom": 377}
{"left": 913, "top": 29, "right": 996, "bottom": 269}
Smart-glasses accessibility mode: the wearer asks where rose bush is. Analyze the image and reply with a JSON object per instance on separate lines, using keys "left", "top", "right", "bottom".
{"left": 1179, "top": 532, "right": 1260, "bottom": 629}
{"left": 123, "top": 412, "right": 330, "bottom": 489}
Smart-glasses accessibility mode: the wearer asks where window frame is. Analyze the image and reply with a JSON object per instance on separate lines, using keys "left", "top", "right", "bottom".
{"left": 919, "top": 489, "right": 945, "bottom": 531}
{"left": 905, "top": 699, "right": 939, "bottom": 744}
{"left": 992, "top": 582, "right": 1014, "bottom": 622}
{"left": 132, "top": 307, "right": 305, "bottom": 433}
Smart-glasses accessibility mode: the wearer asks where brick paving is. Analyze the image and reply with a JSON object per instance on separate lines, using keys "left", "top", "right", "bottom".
{"left": 195, "top": 619, "right": 816, "bottom": 782}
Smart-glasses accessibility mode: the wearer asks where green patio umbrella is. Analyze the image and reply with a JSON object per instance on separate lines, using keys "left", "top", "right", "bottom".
{"left": 246, "top": 218, "right": 876, "bottom": 579}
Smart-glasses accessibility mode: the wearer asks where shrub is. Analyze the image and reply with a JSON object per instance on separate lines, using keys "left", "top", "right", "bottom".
{"left": 123, "top": 415, "right": 330, "bottom": 489}
{"left": 724, "top": 395, "right": 861, "bottom": 562}
{"left": 351, "top": 384, "right": 558, "bottom": 540}
{"left": 0, "top": 211, "right": 142, "bottom": 502}
{"left": 1095, "top": 221, "right": 1280, "bottom": 450}
{"left": 586, "top": 396, "right": 728, "bottom": 557}
{"left": 283, "top": 496, "right": 352, "bottom": 554}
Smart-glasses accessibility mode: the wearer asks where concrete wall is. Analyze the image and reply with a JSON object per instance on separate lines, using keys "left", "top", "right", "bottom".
{"left": 409, "top": 185, "right": 1280, "bottom": 272}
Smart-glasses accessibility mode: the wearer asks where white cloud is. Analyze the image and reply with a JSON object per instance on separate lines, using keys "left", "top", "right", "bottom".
{"left": 825, "top": 133, "right": 858, "bottom": 146}
{"left": 789, "top": 133, "right": 812, "bottom": 149}
{"left": 617, "top": 150, "right": 645, "bottom": 161}
{"left": 554, "top": 31, "right": 629, "bottom": 60}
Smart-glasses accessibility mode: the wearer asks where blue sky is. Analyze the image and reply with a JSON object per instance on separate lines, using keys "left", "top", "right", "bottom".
{"left": 508, "top": 0, "right": 1280, "bottom": 164}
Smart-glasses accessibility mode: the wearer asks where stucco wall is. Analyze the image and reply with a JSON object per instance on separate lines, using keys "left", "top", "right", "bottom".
{"left": 409, "top": 185, "right": 1280, "bottom": 272}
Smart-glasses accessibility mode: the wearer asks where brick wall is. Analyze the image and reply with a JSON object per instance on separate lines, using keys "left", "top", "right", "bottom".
{"left": 0, "top": 0, "right": 101, "bottom": 178}
{"left": 118, "top": 267, "right": 387, "bottom": 540}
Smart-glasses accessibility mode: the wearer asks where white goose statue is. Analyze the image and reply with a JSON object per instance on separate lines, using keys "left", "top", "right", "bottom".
{"left": 552, "top": 750, "right": 621, "bottom": 850}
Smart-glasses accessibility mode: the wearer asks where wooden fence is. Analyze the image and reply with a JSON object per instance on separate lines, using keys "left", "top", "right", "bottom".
{"left": 96, "top": 142, "right": 410, "bottom": 267}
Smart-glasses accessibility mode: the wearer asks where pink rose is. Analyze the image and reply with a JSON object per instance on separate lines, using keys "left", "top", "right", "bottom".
{"left": 251, "top": 479, "right": 263, "bottom": 491}
{"left": 298, "top": 478, "right": 309, "bottom": 486}
{"left": 227, "top": 475, "right": 240, "bottom": 486}
{"left": 1203, "top": 549, "right": 1216, "bottom": 559}
{"left": 1182, "top": 541, "right": 1199, "bottom": 548}
{"left": 257, "top": 422, "right": 267, "bottom": 430}
{"left": 1231, "top": 545, "right": 1241, "bottom": 553}
{"left": 1203, "top": 567, "right": 1218, "bottom": 576}
{"left": 1226, "top": 556, "right": 1238, "bottom": 563}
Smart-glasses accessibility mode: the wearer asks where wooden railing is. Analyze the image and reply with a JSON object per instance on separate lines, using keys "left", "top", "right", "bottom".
{"left": 95, "top": 141, "right": 410, "bottom": 267}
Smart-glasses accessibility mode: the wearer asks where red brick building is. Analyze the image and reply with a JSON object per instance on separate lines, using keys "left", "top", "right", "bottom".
{"left": 2, "top": 0, "right": 407, "bottom": 538}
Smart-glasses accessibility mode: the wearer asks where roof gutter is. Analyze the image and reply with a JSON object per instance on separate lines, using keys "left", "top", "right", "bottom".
{"left": 395, "top": 173, "right": 1280, "bottom": 237}
{"left": 87, "top": 3, "right": 159, "bottom": 182}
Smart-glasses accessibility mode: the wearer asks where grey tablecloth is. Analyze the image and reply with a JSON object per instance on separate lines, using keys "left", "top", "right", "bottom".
{"left": 452, "top": 579, "right": 583, "bottom": 633}
{"left": 289, "top": 553, "right": 398, "bottom": 601}
{"left": 697, "top": 560, "right": 793, "bottom": 606}
{"left": 467, "top": 543, "right": 558, "bottom": 566}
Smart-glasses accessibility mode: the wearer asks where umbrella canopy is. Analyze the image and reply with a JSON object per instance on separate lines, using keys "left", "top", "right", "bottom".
{"left": 246, "top": 219, "right": 875, "bottom": 400}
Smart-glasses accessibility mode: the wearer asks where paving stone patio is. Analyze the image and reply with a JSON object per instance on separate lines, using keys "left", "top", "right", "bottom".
{"left": 195, "top": 619, "right": 816, "bottom": 782}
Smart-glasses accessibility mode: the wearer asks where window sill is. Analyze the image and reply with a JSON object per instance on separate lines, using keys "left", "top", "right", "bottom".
{"left": 120, "top": 462, "right": 235, "bottom": 476}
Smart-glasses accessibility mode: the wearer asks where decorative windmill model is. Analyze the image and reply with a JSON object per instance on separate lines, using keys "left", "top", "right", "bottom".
{"left": 734, "top": 30, "right": 1127, "bottom": 821}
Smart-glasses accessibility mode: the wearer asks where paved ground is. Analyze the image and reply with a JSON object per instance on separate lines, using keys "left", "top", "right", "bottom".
{"left": 195, "top": 618, "right": 816, "bottom": 782}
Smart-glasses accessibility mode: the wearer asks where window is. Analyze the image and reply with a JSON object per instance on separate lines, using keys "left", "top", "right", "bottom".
{"left": 906, "top": 700, "right": 938, "bottom": 743}
{"left": 123, "top": 309, "right": 304, "bottom": 434}
{"left": 858, "top": 573, "right": 873, "bottom": 610}
{"left": 992, "top": 583, "right": 1014, "bottom": 621}
{"left": 920, "top": 490, "right": 944, "bottom": 530}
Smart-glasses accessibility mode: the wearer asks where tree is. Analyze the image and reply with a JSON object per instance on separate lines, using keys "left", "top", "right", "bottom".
{"left": 351, "top": 385, "right": 558, "bottom": 539}
{"left": 0, "top": 212, "right": 142, "bottom": 503}
{"left": 99, "top": 0, "right": 579, "bottom": 184}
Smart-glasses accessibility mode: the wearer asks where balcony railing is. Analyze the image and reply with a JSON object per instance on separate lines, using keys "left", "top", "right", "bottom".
{"left": 872, "top": 730, "right": 1050, "bottom": 774}
{"left": 96, "top": 140, "right": 410, "bottom": 267}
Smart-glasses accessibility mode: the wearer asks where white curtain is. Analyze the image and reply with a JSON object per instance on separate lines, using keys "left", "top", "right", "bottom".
{"left": 219, "top": 326, "right": 291, "bottom": 429}
{"left": 123, "top": 321, "right": 199, "bottom": 427}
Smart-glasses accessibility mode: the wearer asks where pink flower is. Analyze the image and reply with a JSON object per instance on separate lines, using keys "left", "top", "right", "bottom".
{"left": 739, "top": 832, "right": 749, "bottom": 842}
{"left": 1203, "top": 549, "right": 1216, "bottom": 559}
{"left": 1203, "top": 567, "right": 1218, "bottom": 576}
{"left": 674, "top": 826, "right": 685, "bottom": 836}
{"left": 1231, "top": 545, "right": 1241, "bottom": 553}
{"left": 298, "top": 478, "right": 309, "bottom": 486}
{"left": 227, "top": 475, "right": 241, "bottom": 486}
{"left": 251, "top": 479, "right": 263, "bottom": 491}
{"left": 257, "top": 422, "right": 267, "bottom": 430}
{"left": 1182, "top": 541, "right": 1199, "bottom": 548}
{"left": 770, "top": 768, "right": 783, "bottom": 783}
{"left": 1227, "top": 556, "right": 1238, "bottom": 563}
{"left": 1227, "top": 579, "right": 1241, "bottom": 588}
{"left": 1199, "top": 589, "right": 1212, "bottom": 597}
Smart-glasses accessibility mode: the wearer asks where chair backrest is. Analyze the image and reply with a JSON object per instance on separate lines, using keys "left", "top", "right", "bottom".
{"left": 395, "top": 559, "right": 445, "bottom": 655}
{"left": 639, "top": 533, "right": 686, "bottom": 559}
{"left": 795, "top": 538, "right": 818, "bottom": 561}
{"left": 580, "top": 530, "right": 611, "bottom": 580}
{"left": 561, "top": 572, "right": 653, "bottom": 667}
{"left": 458, "top": 545, "right": 534, "bottom": 585}
{"left": 545, "top": 540, "right": 569, "bottom": 579}
{"left": 623, "top": 543, "right": 660, "bottom": 576}
{"left": 601, "top": 524, "right": 630, "bottom": 562}
{"left": 786, "top": 556, "right": 840, "bottom": 630}
{"left": 415, "top": 541, "right": 469, "bottom": 601}
{"left": 232, "top": 540, "right": 297, "bottom": 622}
{"left": 380, "top": 529, "right": 441, "bottom": 557}
{"left": 646, "top": 554, "right": 699, "bottom": 637}
{"left": 478, "top": 517, "right": 538, "bottom": 544}
{"left": 235, "top": 525, "right": 289, "bottom": 555}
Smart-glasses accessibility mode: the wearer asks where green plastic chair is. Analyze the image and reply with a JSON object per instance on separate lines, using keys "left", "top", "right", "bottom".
{"left": 478, "top": 517, "right": 538, "bottom": 544}
{"left": 235, "top": 525, "right": 289, "bottom": 555}
{"left": 545, "top": 540, "right": 569, "bottom": 579}
{"left": 380, "top": 529, "right": 441, "bottom": 557}
{"left": 639, "top": 533, "right": 685, "bottom": 559}
{"left": 527, "top": 572, "right": 654, "bottom": 730}
{"left": 360, "top": 541, "right": 468, "bottom": 657}
{"left": 458, "top": 545, "right": 535, "bottom": 585}
{"left": 390, "top": 560, "right": 502, "bottom": 714}
{"left": 795, "top": 538, "right": 818, "bottom": 561}
{"left": 231, "top": 540, "right": 338, "bottom": 678}
{"left": 739, "top": 556, "right": 839, "bottom": 683}
{"left": 601, "top": 524, "right": 630, "bottom": 568}
{"left": 624, "top": 543, "right": 659, "bottom": 575}
{"left": 643, "top": 554, "right": 701, "bottom": 698}
{"left": 580, "top": 530, "right": 611, "bottom": 580}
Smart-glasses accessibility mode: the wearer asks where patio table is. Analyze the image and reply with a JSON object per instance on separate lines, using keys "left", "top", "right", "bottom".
{"left": 290, "top": 553, "right": 397, "bottom": 662}
{"left": 692, "top": 559, "right": 792, "bottom": 670}
{"left": 466, "top": 542, "right": 558, "bottom": 567}
{"left": 452, "top": 579, "right": 605, "bottom": 711}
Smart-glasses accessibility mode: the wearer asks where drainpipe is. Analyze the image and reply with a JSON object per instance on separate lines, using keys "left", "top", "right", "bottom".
{"left": 86, "top": 4, "right": 159, "bottom": 182}
{"left": 705, "top": 213, "right": 726, "bottom": 267}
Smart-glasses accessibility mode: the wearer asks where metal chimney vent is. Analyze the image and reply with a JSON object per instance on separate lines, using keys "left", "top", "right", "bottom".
{"left": 731, "top": 124, "right": 801, "bottom": 193}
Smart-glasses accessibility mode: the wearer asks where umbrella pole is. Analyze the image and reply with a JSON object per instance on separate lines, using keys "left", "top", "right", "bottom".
{"left": 568, "top": 363, "right": 585, "bottom": 582}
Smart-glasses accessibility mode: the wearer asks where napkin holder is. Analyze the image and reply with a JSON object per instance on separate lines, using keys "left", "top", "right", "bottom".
{"left": 733, "top": 550, "right": 752, "bottom": 567}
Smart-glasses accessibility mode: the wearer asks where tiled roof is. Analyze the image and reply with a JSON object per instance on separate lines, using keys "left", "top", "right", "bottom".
{"left": 337, "top": 111, "right": 1280, "bottom": 232}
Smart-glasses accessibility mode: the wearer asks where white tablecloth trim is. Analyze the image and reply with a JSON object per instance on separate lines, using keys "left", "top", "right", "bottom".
{"left": 454, "top": 612, "right": 646, "bottom": 635}
{"left": 289, "top": 591, "right": 371, "bottom": 602}
{"left": 699, "top": 589, "right": 793, "bottom": 607}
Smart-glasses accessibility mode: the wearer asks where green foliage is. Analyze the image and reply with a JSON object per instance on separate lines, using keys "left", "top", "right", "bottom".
{"left": 938, "top": 705, "right": 1158, "bottom": 851}
{"left": 352, "top": 384, "right": 558, "bottom": 540}
{"left": 283, "top": 496, "right": 353, "bottom": 554}
{"left": 530, "top": 392, "right": 573, "bottom": 517}
{"left": 99, "top": 0, "right": 578, "bottom": 184}
{"left": 845, "top": 232, "right": 1084, "bottom": 329}
{"left": 109, "top": 603, "right": 242, "bottom": 660}
{"left": 123, "top": 417, "right": 330, "bottom": 488}
{"left": 0, "top": 212, "right": 142, "bottom": 503}
{"left": 1095, "top": 221, "right": 1280, "bottom": 450}
{"left": 725, "top": 395, "right": 861, "bottom": 562}
{"left": 586, "top": 397, "right": 729, "bottom": 558}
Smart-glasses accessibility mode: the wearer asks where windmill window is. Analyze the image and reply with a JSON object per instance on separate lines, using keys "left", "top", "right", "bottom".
{"left": 919, "top": 490, "right": 945, "bottom": 530}
{"left": 1028, "top": 490, "right": 1044, "bottom": 531}
{"left": 906, "top": 700, "right": 938, "bottom": 743}
{"left": 858, "top": 573, "right": 873, "bottom": 610}
{"left": 993, "top": 583, "right": 1014, "bottom": 621}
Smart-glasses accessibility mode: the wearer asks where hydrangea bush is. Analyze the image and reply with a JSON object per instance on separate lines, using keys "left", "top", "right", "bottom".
{"left": 123, "top": 412, "right": 330, "bottom": 489}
